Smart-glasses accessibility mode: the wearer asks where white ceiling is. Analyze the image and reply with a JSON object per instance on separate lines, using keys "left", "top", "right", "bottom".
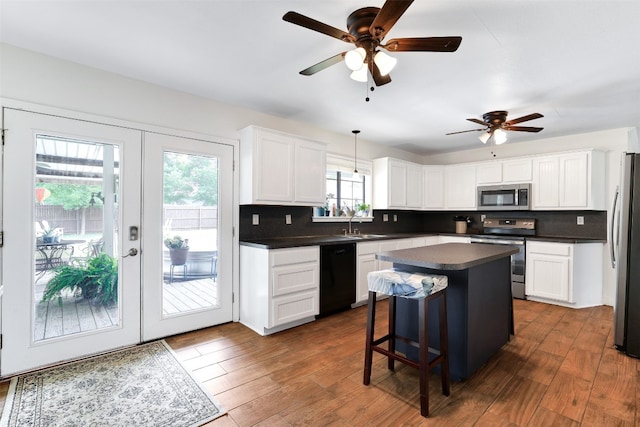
{"left": 1, "top": 0, "right": 639, "bottom": 155}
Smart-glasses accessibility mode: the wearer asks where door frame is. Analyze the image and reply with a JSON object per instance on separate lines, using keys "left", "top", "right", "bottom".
{"left": 0, "top": 99, "right": 240, "bottom": 376}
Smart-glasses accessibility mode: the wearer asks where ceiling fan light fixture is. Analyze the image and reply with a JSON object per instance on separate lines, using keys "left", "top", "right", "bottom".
{"left": 345, "top": 47, "right": 366, "bottom": 71}
{"left": 350, "top": 65, "right": 368, "bottom": 82}
{"left": 493, "top": 129, "right": 508, "bottom": 145}
{"left": 479, "top": 132, "right": 491, "bottom": 144}
{"left": 373, "top": 50, "right": 397, "bottom": 76}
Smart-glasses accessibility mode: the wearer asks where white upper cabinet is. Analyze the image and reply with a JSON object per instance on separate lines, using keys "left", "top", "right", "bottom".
{"left": 406, "top": 162, "right": 424, "bottom": 208}
{"left": 502, "top": 158, "right": 533, "bottom": 182}
{"left": 375, "top": 149, "right": 604, "bottom": 212}
{"left": 240, "top": 126, "right": 326, "bottom": 205}
{"left": 532, "top": 156, "right": 560, "bottom": 208}
{"left": 445, "top": 164, "right": 476, "bottom": 209}
{"left": 423, "top": 165, "right": 446, "bottom": 209}
{"left": 475, "top": 162, "right": 502, "bottom": 185}
{"left": 373, "top": 157, "right": 423, "bottom": 210}
{"left": 294, "top": 140, "right": 326, "bottom": 204}
{"left": 475, "top": 158, "right": 532, "bottom": 185}
{"left": 532, "top": 150, "right": 605, "bottom": 210}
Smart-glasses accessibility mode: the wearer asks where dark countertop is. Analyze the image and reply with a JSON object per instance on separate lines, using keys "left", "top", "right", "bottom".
{"left": 239, "top": 233, "right": 438, "bottom": 249}
{"left": 377, "top": 243, "right": 519, "bottom": 271}
{"left": 240, "top": 232, "right": 606, "bottom": 249}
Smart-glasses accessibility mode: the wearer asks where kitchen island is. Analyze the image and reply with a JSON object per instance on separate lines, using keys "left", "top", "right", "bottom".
{"left": 376, "top": 242, "right": 518, "bottom": 381}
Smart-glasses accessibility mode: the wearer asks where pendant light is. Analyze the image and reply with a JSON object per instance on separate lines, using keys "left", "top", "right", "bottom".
{"left": 352, "top": 130, "right": 360, "bottom": 180}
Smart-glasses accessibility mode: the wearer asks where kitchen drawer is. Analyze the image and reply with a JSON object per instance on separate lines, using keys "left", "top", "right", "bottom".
{"left": 528, "top": 242, "right": 571, "bottom": 256}
{"left": 357, "top": 241, "right": 380, "bottom": 255}
{"left": 270, "top": 289, "right": 318, "bottom": 327}
{"left": 271, "top": 246, "right": 318, "bottom": 267}
{"left": 272, "top": 262, "right": 318, "bottom": 297}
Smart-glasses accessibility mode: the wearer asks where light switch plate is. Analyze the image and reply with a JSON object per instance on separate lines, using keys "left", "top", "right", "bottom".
{"left": 383, "top": 214, "right": 389, "bottom": 222}
{"left": 577, "top": 216, "right": 584, "bottom": 225}
{"left": 252, "top": 214, "right": 259, "bottom": 225}
{"left": 393, "top": 214, "right": 398, "bottom": 222}
{"left": 285, "top": 214, "right": 292, "bottom": 225}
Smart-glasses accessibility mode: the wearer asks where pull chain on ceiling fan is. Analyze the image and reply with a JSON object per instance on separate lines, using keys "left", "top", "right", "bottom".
{"left": 282, "top": 0, "right": 462, "bottom": 87}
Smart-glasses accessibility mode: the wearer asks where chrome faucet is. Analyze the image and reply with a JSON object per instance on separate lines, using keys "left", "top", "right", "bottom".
{"left": 344, "top": 206, "right": 357, "bottom": 235}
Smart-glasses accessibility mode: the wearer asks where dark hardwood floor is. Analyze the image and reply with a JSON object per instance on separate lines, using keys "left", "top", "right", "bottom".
{"left": 1, "top": 299, "right": 637, "bottom": 426}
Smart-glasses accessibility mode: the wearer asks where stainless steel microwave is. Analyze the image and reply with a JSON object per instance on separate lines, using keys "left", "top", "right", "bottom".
{"left": 477, "top": 183, "right": 531, "bottom": 210}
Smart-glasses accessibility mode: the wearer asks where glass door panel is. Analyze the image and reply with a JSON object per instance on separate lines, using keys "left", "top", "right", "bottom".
{"left": 2, "top": 108, "right": 141, "bottom": 376}
{"left": 34, "top": 136, "right": 120, "bottom": 341}
{"left": 162, "top": 151, "right": 219, "bottom": 315}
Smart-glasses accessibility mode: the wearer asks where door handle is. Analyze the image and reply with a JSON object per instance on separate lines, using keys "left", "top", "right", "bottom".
{"left": 609, "top": 186, "right": 619, "bottom": 268}
{"left": 122, "top": 248, "right": 138, "bottom": 258}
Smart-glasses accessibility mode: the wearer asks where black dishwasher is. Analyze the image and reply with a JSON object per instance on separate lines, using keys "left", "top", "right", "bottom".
{"left": 319, "top": 243, "right": 356, "bottom": 316}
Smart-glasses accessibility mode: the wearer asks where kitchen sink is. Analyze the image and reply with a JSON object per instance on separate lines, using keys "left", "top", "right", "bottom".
{"left": 335, "top": 234, "right": 386, "bottom": 240}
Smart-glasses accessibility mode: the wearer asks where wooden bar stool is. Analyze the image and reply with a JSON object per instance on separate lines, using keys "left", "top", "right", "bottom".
{"left": 363, "top": 269, "right": 450, "bottom": 417}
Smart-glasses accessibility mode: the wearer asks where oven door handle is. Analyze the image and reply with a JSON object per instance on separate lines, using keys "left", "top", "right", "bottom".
{"left": 470, "top": 238, "right": 524, "bottom": 246}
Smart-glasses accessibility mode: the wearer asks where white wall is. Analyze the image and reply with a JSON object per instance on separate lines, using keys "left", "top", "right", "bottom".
{"left": 0, "top": 43, "right": 415, "bottom": 163}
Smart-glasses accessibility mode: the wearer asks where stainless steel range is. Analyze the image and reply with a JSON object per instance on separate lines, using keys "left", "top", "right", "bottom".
{"left": 470, "top": 218, "right": 536, "bottom": 300}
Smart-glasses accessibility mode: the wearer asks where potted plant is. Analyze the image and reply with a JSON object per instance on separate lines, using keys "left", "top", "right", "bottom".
{"left": 164, "top": 235, "right": 189, "bottom": 265}
{"left": 356, "top": 202, "right": 371, "bottom": 217}
{"left": 37, "top": 221, "right": 63, "bottom": 243}
{"left": 42, "top": 253, "right": 118, "bottom": 305}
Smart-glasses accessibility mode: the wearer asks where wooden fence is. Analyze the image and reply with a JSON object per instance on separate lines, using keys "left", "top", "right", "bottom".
{"left": 35, "top": 205, "right": 218, "bottom": 235}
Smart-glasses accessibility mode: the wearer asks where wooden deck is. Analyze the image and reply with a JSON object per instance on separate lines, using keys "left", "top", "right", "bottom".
{"left": 33, "top": 275, "right": 219, "bottom": 341}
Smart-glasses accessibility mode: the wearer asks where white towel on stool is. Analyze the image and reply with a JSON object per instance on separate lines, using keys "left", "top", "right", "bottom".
{"left": 367, "top": 269, "right": 448, "bottom": 299}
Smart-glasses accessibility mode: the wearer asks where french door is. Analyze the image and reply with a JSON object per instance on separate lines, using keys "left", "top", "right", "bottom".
{"left": 141, "top": 132, "right": 233, "bottom": 340}
{"left": 1, "top": 108, "right": 234, "bottom": 376}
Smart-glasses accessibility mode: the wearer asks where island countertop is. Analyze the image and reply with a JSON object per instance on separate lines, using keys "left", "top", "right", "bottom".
{"left": 376, "top": 242, "right": 519, "bottom": 271}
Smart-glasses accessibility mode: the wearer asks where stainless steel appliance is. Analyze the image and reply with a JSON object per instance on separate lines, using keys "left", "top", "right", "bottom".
{"left": 470, "top": 218, "right": 536, "bottom": 299}
{"left": 612, "top": 153, "right": 640, "bottom": 358}
{"left": 477, "top": 183, "right": 531, "bottom": 210}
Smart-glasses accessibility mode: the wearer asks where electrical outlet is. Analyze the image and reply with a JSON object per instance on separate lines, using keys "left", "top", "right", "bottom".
{"left": 577, "top": 216, "right": 584, "bottom": 225}
{"left": 252, "top": 214, "right": 259, "bottom": 225}
{"left": 285, "top": 214, "right": 292, "bottom": 225}
{"left": 383, "top": 213, "right": 389, "bottom": 222}
{"left": 393, "top": 214, "right": 398, "bottom": 222}
{"left": 481, "top": 214, "right": 486, "bottom": 222}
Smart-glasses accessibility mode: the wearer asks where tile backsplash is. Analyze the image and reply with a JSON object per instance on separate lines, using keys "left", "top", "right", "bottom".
{"left": 239, "top": 205, "right": 607, "bottom": 241}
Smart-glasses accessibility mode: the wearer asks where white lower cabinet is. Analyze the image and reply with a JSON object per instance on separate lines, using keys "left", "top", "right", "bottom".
{"left": 525, "top": 241, "right": 603, "bottom": 308}
{"left": 240, "top": 245, "right": 319, "bottom": 335}
{"left": 355, "top": 241, "right": 381, "bottom": 305}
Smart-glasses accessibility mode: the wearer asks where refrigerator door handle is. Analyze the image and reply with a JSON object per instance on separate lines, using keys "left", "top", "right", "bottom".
{"left": 609, "top": 185, "right": 620, "bottom": 268}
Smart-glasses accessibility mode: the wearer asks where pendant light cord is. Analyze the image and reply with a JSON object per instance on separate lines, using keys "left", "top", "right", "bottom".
{"left": 352, "top": 130, "right": 360, "bottom": 175}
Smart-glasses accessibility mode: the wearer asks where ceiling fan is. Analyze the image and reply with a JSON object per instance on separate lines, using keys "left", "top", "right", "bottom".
{"left": 446, "top": 111, "right": 544, "bottom": 144}
{"left": 282, "top": 0, "right": 462, "bottom": 86}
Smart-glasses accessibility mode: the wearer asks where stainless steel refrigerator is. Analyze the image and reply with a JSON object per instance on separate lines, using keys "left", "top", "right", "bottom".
{"left": 612, "top": 152, "right": 640, "bottom": 358}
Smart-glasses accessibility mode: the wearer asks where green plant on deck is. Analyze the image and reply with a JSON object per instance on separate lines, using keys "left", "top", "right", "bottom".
{"left": 163, "top": 235, "right": 189, "bottom": 249}
{"left": 42, "top": 253, "right": 118, "bottom": 306}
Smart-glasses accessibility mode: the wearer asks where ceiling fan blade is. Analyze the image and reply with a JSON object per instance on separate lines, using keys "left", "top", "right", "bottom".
{"left": 466, "top": 118, "right": 487, "bottom": 126}
{"left": 385, "top": 36, "right": 462, "bottom": 52}
{"left": 446, "top": 128, "right": 486, "bottom": 136}
{"left": 283, "top": 11, "right": 356, "bottom": 43}
{"left": 505, "top": 126, "right": 544, "bottom": 133}
{"left": 299, "top": 53, "right": 346, "bottom": 76}
{"left": 369, "top": 0, "right": 414, "bottom": 40}
{"left": 369, "top": 61, "right": 392, "bottom": 86}
{"left": 505, "top": 112, "right": 543, "bottom": 125}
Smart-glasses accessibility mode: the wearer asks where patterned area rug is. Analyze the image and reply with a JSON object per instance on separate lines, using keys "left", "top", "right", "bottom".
{"left": 0, "top": 341, "right": 224, "bottom": 427}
